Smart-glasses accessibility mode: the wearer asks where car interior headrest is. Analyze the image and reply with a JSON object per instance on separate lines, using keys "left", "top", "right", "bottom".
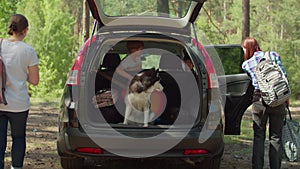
{"left": 101, "top": 53, "right": 121, "bottom": 70}
{"left": 159, "top": 53, "right": 183, "bottom": 70}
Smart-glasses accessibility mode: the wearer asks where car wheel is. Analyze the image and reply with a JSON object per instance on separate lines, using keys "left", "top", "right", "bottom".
{"left": 60, "top": 157, "right": 84, "bottom": 169}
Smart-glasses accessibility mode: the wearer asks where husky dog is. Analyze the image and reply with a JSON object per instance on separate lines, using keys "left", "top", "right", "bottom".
{"left": 123, "top": 68, "right": 163, "bottom": 127}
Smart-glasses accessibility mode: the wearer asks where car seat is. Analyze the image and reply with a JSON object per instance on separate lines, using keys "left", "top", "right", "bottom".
{"left": 158, "top": 53, "right": 197, "bottom": 125}
{"left": 95, "top": 53, "right": 124, "bottom": 124}
{"left": 158, "top": 53, "right": 183, "bottom": 124}
{"left": 95, "top": 53, "right": 121, "bottom": 92}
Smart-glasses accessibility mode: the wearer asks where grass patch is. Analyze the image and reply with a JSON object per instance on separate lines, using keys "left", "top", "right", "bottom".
{"left": 291, "top": 99, "right": 300, "bottom": 107}
{"left": 225, "top": 117, "right": 253, "bottom": 142}
{"left": 224, "top": 114, "right": 253, "bottom": 154}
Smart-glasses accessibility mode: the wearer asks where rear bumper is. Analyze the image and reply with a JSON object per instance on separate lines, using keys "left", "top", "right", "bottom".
{"left": 57, "top": 125, "right": 224, "bottom": 159}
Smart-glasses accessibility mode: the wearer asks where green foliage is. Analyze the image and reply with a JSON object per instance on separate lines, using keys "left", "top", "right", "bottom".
{"left": 16, "top": 0, "right": 78, "bottom": 97}
{"left": 1, "top": 0, "right": 299, "bottom": 100}
{"left": 197, "top": 0, "right": 300, "bottom": 100}
{"left": 100, "top": 0, "right": 190, "bottom": 17}
{"left": 142, "top": 55, "right": 161, "bottom": 69}
{"left": 196, "top": 1, "right": 243, "bottom": 44}
{"left": 0, "top": 0, "right": 22, "bottom": 38}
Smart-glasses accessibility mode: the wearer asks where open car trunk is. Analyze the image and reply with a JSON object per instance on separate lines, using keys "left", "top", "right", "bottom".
{"left": 81, "top": 34, "right": 202, "bottom": 129}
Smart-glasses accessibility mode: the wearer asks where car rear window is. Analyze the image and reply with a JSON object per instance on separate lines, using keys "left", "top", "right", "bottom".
{"left": 99, "top": 0, "right": 192, "bottom": 18}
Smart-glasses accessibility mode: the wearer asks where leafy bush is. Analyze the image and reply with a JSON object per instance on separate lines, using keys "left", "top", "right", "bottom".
{"left": 17, "top": 0, "right": 78, "bottom": 97}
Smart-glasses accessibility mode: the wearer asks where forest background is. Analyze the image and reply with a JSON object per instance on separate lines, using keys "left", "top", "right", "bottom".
{"left": 0, "top": 0, "right": 299, "bottom": 101}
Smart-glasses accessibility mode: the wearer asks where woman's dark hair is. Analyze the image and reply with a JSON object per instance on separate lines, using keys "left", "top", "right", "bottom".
{"left": 242, "top": 37, "right": 261, "bottom": 60}
{"left": 7, "top": 14, "right": 28, "bottom": 35}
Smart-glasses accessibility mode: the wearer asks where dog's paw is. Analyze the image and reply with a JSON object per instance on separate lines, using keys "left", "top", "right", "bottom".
{"left": 143, "top": 123, "right": 148, "bottom": 127}
{"left": 149, "top": 112, "right": 155, "bottom": 121}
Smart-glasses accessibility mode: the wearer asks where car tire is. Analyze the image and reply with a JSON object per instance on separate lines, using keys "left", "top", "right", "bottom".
{"left": 60, "top": 157, "right": 84, "bottom": 169}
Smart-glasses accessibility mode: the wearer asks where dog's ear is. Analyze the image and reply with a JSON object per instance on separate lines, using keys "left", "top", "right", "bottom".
{"left": 145, "top": 68, "right": 155, "bottom": 77}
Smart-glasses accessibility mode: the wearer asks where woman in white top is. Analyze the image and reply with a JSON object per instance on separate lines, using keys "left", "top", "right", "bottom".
{"left": 0, "top": 14, "right": 39, "bottom": 169}
{"left": 116, "top": 41, "right": 144, "bottom": 81}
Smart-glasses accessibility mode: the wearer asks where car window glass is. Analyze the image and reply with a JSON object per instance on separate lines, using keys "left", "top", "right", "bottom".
{"left": 215, "top": 47, "right": 244, "bottom": 75}
{"left": 141, "top": 54, "right": 161, "bottom": 69}
{"left": 100, "top": 0, "right": 191, "bottom": 18}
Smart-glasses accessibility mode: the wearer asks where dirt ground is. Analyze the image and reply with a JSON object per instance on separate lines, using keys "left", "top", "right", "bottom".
{"left": 3, "top": 101, "right": 300, "bottom": 169}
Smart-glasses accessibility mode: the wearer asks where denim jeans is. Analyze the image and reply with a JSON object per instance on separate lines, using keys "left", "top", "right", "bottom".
{"left": 0, "top": 110, "right": 29, "bottom": 169}
{"left": 251, "top": 101, "right": 285, "bottom": 169}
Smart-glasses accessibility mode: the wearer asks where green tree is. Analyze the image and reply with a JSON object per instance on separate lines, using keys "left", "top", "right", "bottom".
{"left": 0, "top": 0, "right": 22, "bottom": 38}
{"left": 17, "top": 0, "right": 77, "bottom": 98}
{"left": 249, "top": 0, "right": 300, "bottom": 99}
{"left": 1, "top": 0, "right": 299, "bottom": 100}
{"left": 197, "top": 0, "right": 300, "bottom": 99}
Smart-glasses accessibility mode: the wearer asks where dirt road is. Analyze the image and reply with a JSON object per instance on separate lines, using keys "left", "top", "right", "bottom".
{"left": 3, "top": 101, "right": 300, "bottom": 169}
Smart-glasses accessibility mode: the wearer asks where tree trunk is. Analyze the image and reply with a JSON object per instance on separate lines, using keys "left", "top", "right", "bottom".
{"left": 82, "top": 0, "right": 90, "bottom": 44}
{"left": 223, "top": 1, "right": 227, "bottom": 21}
{"left": 73, "top": 14, "right": 80, "bottom": 37}
{"left": 242, "top": 0, "right": 250, "bottom": 41}
{"left": 157, "top": 0, "right": 169, "bottom": 16}
{"left": 178, "top": 1, "right": 183, "bottom": 17}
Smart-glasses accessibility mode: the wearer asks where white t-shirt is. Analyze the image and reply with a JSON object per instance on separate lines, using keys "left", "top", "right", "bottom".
{"left": 0, "top": 39, "right": 39, "bottom": 112}
{"left": 121, "top": 55, "right": 141, "bottom": 71}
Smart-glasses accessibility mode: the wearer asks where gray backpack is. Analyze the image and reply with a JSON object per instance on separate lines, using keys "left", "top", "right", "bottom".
{"left": 255, "top": 51, "right": 290, "bottom": 107}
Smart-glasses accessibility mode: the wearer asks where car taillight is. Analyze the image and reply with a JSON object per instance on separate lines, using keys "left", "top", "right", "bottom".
{"left": 67, "top": 52, "right": 86, "bottom": 86}
{"left": 67, "top": 36, "right": 96, "bottom": 86}
{"left": 76, "top": 147, "right": 102, "bottom": 154}
{"left": 184, "top": 149, "right": 209, "bottom": 155}
{"left": 67, "top": 70, "right": 80, "bottom": 86}
{"left": 192, "top": 39, "right": 219, "bottom": 89}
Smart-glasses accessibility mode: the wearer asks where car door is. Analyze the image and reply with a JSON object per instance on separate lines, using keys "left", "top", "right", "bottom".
{"left": 206, "top": 44, "right": 253, "bottom": 135}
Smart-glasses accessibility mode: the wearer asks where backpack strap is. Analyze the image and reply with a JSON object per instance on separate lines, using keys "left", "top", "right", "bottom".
{"left": 0, "top": 39, "right": 7, "bottom": 105}
{"left": 0, "top": 39, "right": 3, "bottom": 54}
{"left": 263, "top": 51, "right": 271, "bottom": 60}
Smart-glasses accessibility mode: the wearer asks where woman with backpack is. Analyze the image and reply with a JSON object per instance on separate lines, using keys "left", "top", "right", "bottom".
{"left": 241, "top": 37, "right": 288, "bottom": 169}
{"left": 0, "top": 14, "right": 39, "bottom": 169}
